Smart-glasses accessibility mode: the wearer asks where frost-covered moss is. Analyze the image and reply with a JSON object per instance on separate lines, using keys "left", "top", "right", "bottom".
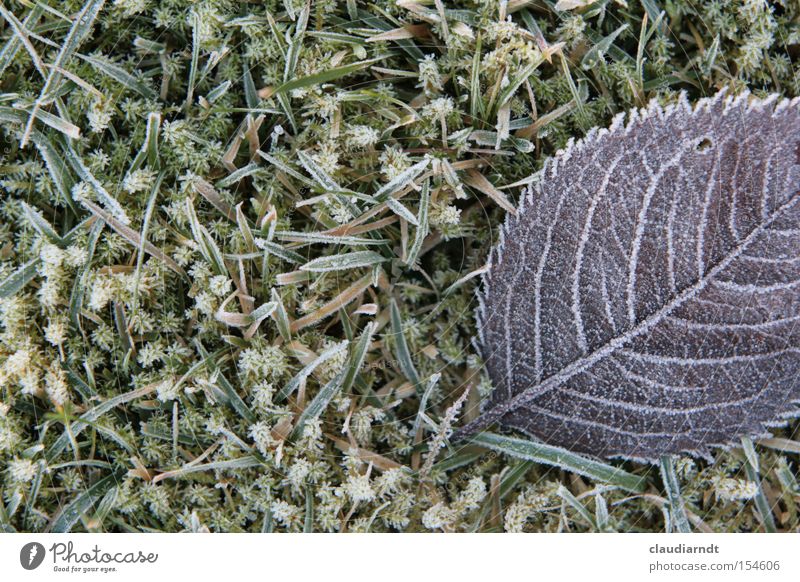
{"left": 0, "top": 0, "right": 798, "bottom": 532}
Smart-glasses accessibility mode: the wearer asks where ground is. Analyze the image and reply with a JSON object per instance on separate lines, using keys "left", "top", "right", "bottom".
{"left": 0, "top": 0, "right": 798, "bottom": 532}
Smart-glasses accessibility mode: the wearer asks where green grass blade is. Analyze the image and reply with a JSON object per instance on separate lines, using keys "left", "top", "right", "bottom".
{"left": 48, "top": 469, "right": 123, "bottom": 533}
{"left": 405, "top": 179, "right": 430, "bottom": 266}
{"left": 273, "top": 57, "right": 383, "bottom": 95}
{"left": 495, "top": 55, "right": 544, "bottom": 112}
{"left": 185, "top": 198, "right": 227, "bottom": 276}
{"left": 131, "top": 171, "right": 164, "bottom": 313}
{"left": 19, "top": 201, "right": 64, "bottom": 246}
{"left": 0, "top": 4, "right": 44, "bottom": 77}
{"left": 389, "top": 298, "right": 421, "bottom": 389}
{"left": 185, "top": 10, "right": 200, "bottom": 108}
{"left": 254, "top": 238, "right": 305, "bottom": 264}
{"left": 271, "top": 288, "right": 292, "bottom": 341}
{"left": 68, "top": 219, "right": 103, "bottom": 328}
{"left": 341, "top": 322, "right": 376, "bottom": 394}
{"left": 386, "top": 198, "right": 419, "bottom": 226}
{"left": 304, "top": 485, "right": 314, "bottom": 532}
{"left": 257, "top": 151, "right": 316, "bottom": 187}
{"left": 78, "top": 53, "right": 157, "bottom": 100}
{"left": 274, "top": 231, "right": 387, "bottom": 246}
{"left": 215, "top": 162, "right": 261, "bottom": 188}
{"left": 0, "top": 257, "right": 39, "bottom": 299}
{"left": 80, "top": 198, "right": 184, "bottom": 275}
{"left": 290, "top": 369, "right": 346, "bottom": 440}
{"left": 64, "top": 142, "right": 129, "bottom": 224}
{"left": 277, "top": 340, "right": 349, "bottom": 401}
{"left": 153, "top": 456, "right": 261, "bottom": 483}
{"left": 373, "top": 158, "right": 430, "bottom": 202}
{"left": 742, "top": 437, "right": 777, "bottom": 532}
{"left": 46, "top": 383, "right": 158, "bottom": 462}
{"left": 300, "top": 251, "right": 386, "bottom": 273}
{"left": 659, "top": 455, "right": 692, "bottom": 533}
{"left": 557, "top": 485, "right": 598, "bottom": 530}
{"left": 470, "top": 432, "right": 647, "bottom": 493}
{"left": 23, "top": 0, "right": 105, "bottom": 145}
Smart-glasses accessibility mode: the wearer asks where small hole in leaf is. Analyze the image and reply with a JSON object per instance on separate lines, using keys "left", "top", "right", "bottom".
{"left": 696, "top": 138, "right": 713, "bottom": 152}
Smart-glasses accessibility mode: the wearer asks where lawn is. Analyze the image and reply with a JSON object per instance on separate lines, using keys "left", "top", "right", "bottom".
{"left": 0, "top": 0, "right": 798, "bottom": 532}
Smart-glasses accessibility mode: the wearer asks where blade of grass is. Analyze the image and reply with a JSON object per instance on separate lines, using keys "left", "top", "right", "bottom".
{"left": 22, "top": 460, "right": 46, "bottom": 529}
{"left": 741, "top": 437, "right": 777, "bottom": 532}
{"left": 386, "top": 198, "right": 419, "bottom": 226}
{"left": 129, "top": 111, "right": 161, "bottom": 173}
{"left": 68, "top": 219, "right": 103, "bottom": 329}
{"left": 22, "top": 0, "right": 105, "bottom": 147}
{"left": 257, "top": 151, "right": 317, "bottom": 188}
{"left": 304, "top": 486, "right": 314, "bottom": 532}
{"left": 80, "top": 199, "right": 184, "bottom": 275}
{"left": 558, "top": 54, "right": 586, "bottom": 126}
{"left": 290, "top": 368, "right": 346, "bottom": 440}
{"left": 470, "top": 432, "right": 647, "bottom": 493}
{"left": 405, "top": 179, "right": 430, "bottom": 266}
{"left": 581, "top": 23, "right": 629, "bottom": 70}
{"left": 46, "top": 383, "right": 159, "bottom": 462}
{"left": 215, "top": 162, "right": 261, "bottom": 189}
{"left": 300, "top": 251, "right": 386, "bottom": 273}
{"left": 88, "top": 486, "right": 119, "bottom": 532}
{"left": 469, "top": 31, "right": 484, "bottom": 120}
{"left": 0, "top": 4, "right": 44, "bottom": 77}
{"left": 78, "top": 53, "right": 157, "bottom": 100}
{"left": 64, "top": 142, "right": 129, "bottom": 224}
{"left": 389, "top": 298, "right": 421, "bottom": 389}
{"left": 0, "top": 257, "right": 39, "bottom": 299}
{"left": 19, "top": 201, "right": 64, "bottom": 246}
{"left": 131, "top": 171, "right": 164, "bottom": 316}
{"left": 0, "top": 2, "right": 46, "bottom": 78}
{"left": 291, "top": 274, "right": 372, "bottom": 332}
{"left": 463, "top": 169, "right": 516, "bottom": 214}
{"left": 48, "top": 468, "right": 124, "bottom": 533}
{"left": 557, "top": 485, "right": 598, "bottom": 530}
{"left": 193, "top": 178, "right": 236, "bottom": 222}
{"left": 194, "top": 340, "right": 255, "bottom": 424}
{"left": 270, "top": 288, "right": 292, "bottom": 341}
{"left": 185, "top": 10, "right": 200, "bottom": 108}
{"left": 272, "top": 57, "right": 384, "bottom": 95}
{"left": 373, "top": 158, "right": 430, "bottom": 202}
{"left": 757, "top": 437, "right": 800, "bottom": 455}
{"left": 21, "top": 105, "right": 81, "bottom": 140}
{"left": 253, "top": 237, "right": 305, "bottom": 264}
{"left": 341, "top": 321, "right": 376, "bottom": 394}
{"left": 185, "top": 198, "right": 227, "bottom": 276}
{"left": 296, "top": 150, "right": 345, "bottom": 192}
{"left": 242, "top": 55, "right": 259, "bottom": 109}
{"left": 274, "top": 231, "right": 386, "bottom": 246}
{"left": 659, "top": 455, "right": 692, "bottom": 533}
{"left": 494, "top": 55, "right": 544, "bottom": 113}
{"left": 277, "top": 340, "right": 350, "bottom": 401}
{"left": 152, "top": 455, "right": 261, "bottom": 484}
{"left": 0, "top": 108, "right": 78, "bottom": 211}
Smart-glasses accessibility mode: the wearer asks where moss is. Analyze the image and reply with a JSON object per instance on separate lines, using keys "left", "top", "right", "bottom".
{"left": 0, "top": 0, "right": 798, "bottom": 532}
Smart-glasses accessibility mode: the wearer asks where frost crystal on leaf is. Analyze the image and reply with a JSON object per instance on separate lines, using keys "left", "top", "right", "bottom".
{"left": 460, "top": 89, "right": 800, "bottom": 461}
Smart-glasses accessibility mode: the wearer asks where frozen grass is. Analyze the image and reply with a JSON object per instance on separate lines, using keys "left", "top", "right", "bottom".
{"left": 0, "top": 0, "right": 798, "bottom": 532}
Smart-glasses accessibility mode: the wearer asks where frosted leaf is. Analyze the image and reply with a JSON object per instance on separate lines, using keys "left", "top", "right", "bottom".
{"left": 458, "top": 89, "right": 800, "bottom": 461}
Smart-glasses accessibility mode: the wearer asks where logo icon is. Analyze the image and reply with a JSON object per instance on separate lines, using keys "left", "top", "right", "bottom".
{"left": 20, "top": 542, "right": 45, "bottom": 570}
